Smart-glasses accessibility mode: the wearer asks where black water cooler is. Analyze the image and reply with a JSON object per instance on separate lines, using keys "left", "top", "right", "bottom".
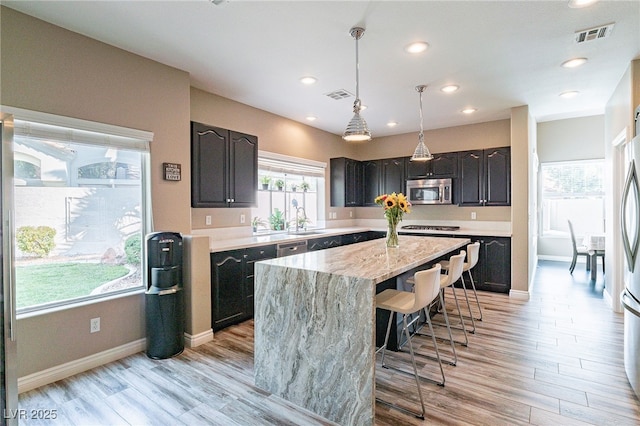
{"left": 145, "top": 231, "right": 184, "bottom": 359}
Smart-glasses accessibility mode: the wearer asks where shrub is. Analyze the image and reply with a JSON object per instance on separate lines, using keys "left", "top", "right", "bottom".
{"left": 16, "top": 226, "right": 56, "bottom": 257}
{"left": 124, "top": 234, "right": 142, "bottom": 265}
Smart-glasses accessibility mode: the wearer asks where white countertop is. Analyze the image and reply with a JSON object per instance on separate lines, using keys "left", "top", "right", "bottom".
{"left": 190, "top": 222, "right": 511, "bottom": 252}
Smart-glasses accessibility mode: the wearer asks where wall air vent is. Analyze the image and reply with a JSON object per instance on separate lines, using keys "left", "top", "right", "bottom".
{"left": 574, "top": 23, "right": 615, "bottom": 43}
{"left": 325, "top": 89, "right": 353, "bottom": 100}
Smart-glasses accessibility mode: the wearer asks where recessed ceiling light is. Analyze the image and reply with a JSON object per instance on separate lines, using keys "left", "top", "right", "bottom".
{"left": 300, "top": 76, "right": 317, "bottom": 85}
{"left": 441, "top": 85, "right": 460, "bottom": 93}
{"left": 405, "top": 41, "right": 429, "bottom": 54}
{"left": 560, "top": 91, "right": 579, "bottom": 98}
{"left": 462, "top": 108, "right": 477, "bottom": 114}
{"left": 561, "top": 58, "right": 588, "bottom": 68}
{"left": 568, "top": 0, "right": 599, "bottom": 8}
{"left": 305, "top": 115, "right": 317, "bottom": 121}
{"left": 387, "top": 121, "right": 398, "bottom": 127}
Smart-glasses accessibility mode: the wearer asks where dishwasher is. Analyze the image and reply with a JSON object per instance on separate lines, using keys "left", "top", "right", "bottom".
{"left": 277, "top": 240, "right": 308, "bottom": 257}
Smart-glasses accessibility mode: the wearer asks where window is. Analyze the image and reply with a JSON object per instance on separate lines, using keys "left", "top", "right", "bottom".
{"left": 251, "top": 151, "right": 326, "bottom": 233}
{"left": 12, "top": 114, "right": 152, "bottom": 312}
{"left": 540, "top": 159, "right": 604, "bottom": 237}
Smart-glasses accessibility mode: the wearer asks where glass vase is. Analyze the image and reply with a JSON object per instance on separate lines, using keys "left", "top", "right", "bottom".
{"left": 386, "top": 221, "right": 399, "bottom": 248}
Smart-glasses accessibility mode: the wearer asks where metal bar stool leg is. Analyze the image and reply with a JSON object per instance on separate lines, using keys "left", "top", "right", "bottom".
{"left": 449, "top": 282, "right": 469, "bottom": 346}
{"left": 467, "top": 269, "right": 483, "bottom": 321}
{"left": 459, "top": 274, "right": 476, "bottom": 333}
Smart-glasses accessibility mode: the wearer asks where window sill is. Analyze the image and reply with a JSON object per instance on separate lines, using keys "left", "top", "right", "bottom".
{"left": 17, "top": 287, "right": 145, "bottom": 320}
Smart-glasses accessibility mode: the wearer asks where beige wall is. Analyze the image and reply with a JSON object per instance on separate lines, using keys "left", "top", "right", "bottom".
{"left": 1, "top": 7, "right": 191, "bottom": 376}
{"left": 510, "top": 106, "right": 533, "bottom": 294}
{"left": 537, "top": 116, "right": 605, "bottom": 162}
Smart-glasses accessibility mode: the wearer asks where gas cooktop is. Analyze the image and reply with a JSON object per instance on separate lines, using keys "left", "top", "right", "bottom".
{"left": 401, "top": 225, "right": 461, "bottom": 232}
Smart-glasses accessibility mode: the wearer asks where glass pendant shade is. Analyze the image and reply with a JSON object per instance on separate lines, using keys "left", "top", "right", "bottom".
{"left": 410, "top": 85, "right": 433, "bottom": 161}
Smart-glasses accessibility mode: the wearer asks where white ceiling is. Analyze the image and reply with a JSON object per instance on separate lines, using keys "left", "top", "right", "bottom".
{"left": 5, "top": 1, "right": 640, "bottom": 138}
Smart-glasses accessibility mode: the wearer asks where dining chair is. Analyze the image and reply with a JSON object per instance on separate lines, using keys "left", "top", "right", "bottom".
{"left": 568, "top": 219, "right": 590, "bottom": 274}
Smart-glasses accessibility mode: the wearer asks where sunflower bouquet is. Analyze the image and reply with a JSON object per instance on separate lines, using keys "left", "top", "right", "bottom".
{"left": 375, "top": 192, "right": 411, "bottom": 247}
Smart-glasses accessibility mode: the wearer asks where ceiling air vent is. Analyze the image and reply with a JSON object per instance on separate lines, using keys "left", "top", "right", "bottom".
{"left": 325, "top": 89, "right": 353, "bottom": 100}
{"left": 574, "top": 23, "right": 615, "bottom": 43}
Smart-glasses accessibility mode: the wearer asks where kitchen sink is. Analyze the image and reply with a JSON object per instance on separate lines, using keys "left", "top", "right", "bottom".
{"left": 287, "top": 230, "right": 324, "bottom": 236}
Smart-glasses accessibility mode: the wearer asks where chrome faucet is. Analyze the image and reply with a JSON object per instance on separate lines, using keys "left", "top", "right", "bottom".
{"left": 295, "top": 206, "right": 307, "bottom": 232}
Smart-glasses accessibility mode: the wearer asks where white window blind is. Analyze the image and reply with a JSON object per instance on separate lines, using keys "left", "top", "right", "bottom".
{"left": 258, "top": 150, "right": 326, "bottom": 178}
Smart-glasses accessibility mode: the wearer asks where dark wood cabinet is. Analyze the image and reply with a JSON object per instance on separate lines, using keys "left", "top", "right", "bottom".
{"left": 308, "top": 235, "right": 343, "bottom": 251}
{"left": 211, "top": 244, "right": 276, "bottom": 331}
{"left": 211, "top": 249, "right": 245, "bottom": 331}
{"left": 191, "top": 121, "right": 258, "bottom": 208}
{"left": 461, "top": 236, "right": 511, "bottom": 293}
{"left": 362, "top": 160, "right": 381, "bottom": 206}
{"left": 330, "top": 157, "right": 363, "bottom": 207}
{"left": 406, "top": 152, "right": 458, "bottom": 179}
{"left": 341, "top": 230, "right": 385, "bottom": 246}
{"left": 458, "top": 147, "right": 510, "bottom": 206}
{"left": 380, "top": 157, "right": 406, "bottom": 195}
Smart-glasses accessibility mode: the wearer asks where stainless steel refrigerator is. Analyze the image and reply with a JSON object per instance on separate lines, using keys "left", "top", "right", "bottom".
{"left": 620, "top": 105, "right": 640, "bottom": 400}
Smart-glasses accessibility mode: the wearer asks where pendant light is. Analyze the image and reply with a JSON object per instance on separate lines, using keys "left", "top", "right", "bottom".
{"left": 343, "top": 27, "right": 371, "bottom": 142}
{"left": 410, "top": 85, "right": 433, "bottom": 161}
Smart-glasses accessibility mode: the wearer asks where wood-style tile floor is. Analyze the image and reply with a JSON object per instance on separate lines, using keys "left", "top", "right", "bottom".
{"left": 19, "top": 260, "right": 640, "bottom": 425}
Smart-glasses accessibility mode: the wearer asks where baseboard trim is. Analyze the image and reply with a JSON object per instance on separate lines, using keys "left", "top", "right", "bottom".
{"left": 509, "top": 289, "right": 530, "bottom": 300}
{"left": 18, "top": 338, "right": 146, "bottom": 394}
{"left": 185, "top": 329, "right": 214, "bottom": 348}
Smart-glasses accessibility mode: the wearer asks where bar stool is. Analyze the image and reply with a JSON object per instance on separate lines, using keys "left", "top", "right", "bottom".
{"left": 435, "top": 251, "right": 469, "bottom": 346}
{"left": 440, "top": 242, "right": 482, "bottom": 333}
{"left": 405, "top": 252, "right": 466, "bottom": 365}
{"left": 375, "top": 264, "right": 444, "bottom": 419}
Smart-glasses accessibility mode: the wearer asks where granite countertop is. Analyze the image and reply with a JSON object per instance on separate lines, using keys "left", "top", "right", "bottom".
{"left": 193, "top": 223, "right": 511, "bottom": 253}
{"left": 258, "top": 235, "right": 470, "bottom": 284}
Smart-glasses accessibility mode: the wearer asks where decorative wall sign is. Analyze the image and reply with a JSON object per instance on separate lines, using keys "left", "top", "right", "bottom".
{"left": 163, "top": 162, "right": 181, "bottom": 181}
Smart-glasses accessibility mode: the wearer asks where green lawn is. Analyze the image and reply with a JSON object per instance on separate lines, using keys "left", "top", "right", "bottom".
{"left": 16, "top": 263, "right": 129, "bottom": 308}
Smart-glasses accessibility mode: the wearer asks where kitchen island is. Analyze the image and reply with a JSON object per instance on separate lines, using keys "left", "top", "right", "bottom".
{"left": 254, "top": 235, "right": 469, "bottom": 425}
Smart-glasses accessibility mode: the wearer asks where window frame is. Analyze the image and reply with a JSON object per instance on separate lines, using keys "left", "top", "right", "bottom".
{"left": 3, "top": 106, "right": 153, "bottom": 315}
{"left": 539, "top": 158, "right": 605, "bottom": 238}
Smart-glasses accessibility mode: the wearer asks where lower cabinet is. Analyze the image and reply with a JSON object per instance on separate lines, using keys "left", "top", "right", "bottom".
{"left": 308, "top": 235, "right": 343, "bottom": 251}
{"left": 398, "top": 232, "right": 511, "bottom": 293}
{"left": 471, "top": 236, "right": 511, "bottom": 293}
{"left": 211, "top": 244, "right": 276, "bottom": 331}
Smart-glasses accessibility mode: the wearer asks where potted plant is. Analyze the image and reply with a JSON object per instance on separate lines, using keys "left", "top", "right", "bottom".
{"left": 290, "top": 183, "right": 297, "bottom": 192}
{"left": 300, "top": 181, "right": 311, "bottom": 192}
{"left": 269, "top": 208, "right": 286, "bottom": 230}
{"left": 251, "top": 216, "right": 266, "bottom": 232}
{"left": 260, "top": 176, "right": 271, "bottom": 190}
{"left": 274, "top": 179, "right": 285, "bottom": 191}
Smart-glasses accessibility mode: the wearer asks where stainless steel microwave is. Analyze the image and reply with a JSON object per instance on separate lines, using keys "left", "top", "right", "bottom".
{"left": 406, "top": 178, "right": 452, "bottom": 205}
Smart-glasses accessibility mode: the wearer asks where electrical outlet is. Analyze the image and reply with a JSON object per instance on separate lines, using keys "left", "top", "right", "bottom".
{"left": 90, "top": 317, "right": 100, "bottom": 333}
{"left": 471, "top": 211, "right": 477, "bottom": 220}
{"left": 240, "top": 214, "right": 245, "bottom": 224}
{"left": 205, "top": 215, "right": 212, "bottom": 225}
{"left": 349, "top": 210, "right": 353, "bottom": 218}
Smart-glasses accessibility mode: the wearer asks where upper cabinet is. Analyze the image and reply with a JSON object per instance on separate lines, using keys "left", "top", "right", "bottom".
{"left": 380, "top": 157, "right": 406, "bottom": 195}
{"left": 406, "top": 152, "right": 458, "bottom": 179}
{"left": 458, "top": 147, "right": 510, "bottom": 206}
{"left": 362, "top": 160, "right": 381, "bottom": 206}
{"left": 191, "top": 121, "right": 258, "bottom": 208}
{"left": 330, "top": 158, "right": 363, "bottom": 207}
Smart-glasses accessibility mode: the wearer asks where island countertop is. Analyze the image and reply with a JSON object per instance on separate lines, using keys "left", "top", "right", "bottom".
{"left": 258, "top": 235, "right": 470, "bottom": 284}
{"left": 254, "top": 235, "right": 469, "bottom": 425}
